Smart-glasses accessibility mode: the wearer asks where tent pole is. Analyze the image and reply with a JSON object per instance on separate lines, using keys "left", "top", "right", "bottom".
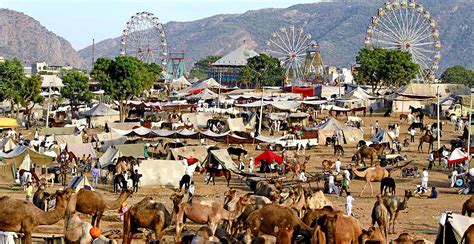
{"left": 468, "top": 95, "right": 472, "bottom": 169}
{"left": 258, "top": 88, "right": 264, "bottom": 136}
{"left": 437, "top": 86, "right": 441, "bottom": 150}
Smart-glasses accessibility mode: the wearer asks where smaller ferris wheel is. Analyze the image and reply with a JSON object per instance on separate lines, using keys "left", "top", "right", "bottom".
{"left": 120, "top": 12, "right": 168, "bottom": 66}
{"left": 365, "top": 0, "right": 441, "bottom": 82}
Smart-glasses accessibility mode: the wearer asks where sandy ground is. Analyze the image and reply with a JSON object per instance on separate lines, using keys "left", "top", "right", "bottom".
{"left": 1, "top": 112, "right": 471, "bottom": 243}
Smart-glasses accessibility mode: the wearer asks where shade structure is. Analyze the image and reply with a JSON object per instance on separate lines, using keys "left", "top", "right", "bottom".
{"left": 448, "top": 148, "right": 469, "bottom": 165}
{"left": 255, "top": 149, "right": 283, "bottom": 166}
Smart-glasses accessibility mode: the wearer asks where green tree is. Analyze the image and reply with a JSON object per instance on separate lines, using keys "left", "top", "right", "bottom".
{"left": 355, "top": 48, "right": 419, "bottom": 91}
{"left": 189, "top": 55, "right": 222, "bottom": 80}
{"left": 92, "top": 56, "right": 156, "bottom": 122}
{"left": 17, "top": 75, "right": 44, "bottom": 124}
{"left": 243, "top": 54, "right": 284, "bottom": 88}
{"left": 61, "top": 70, "right": 93, "bottom": 119}
{"left": 441, "top": 65, "right": 474, "bottom": 86}
{"left": 383, "top": 50, "right": 420, "bottom": 88}
{"left": 0, "top": 58, "right": 24, "bottom": 117}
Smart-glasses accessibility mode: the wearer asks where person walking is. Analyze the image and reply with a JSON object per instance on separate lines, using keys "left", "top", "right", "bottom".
{"left": 369, "top": 107, "right": 373, "bottom": 117}
{"left": 328, "top": 173, "right": 336, "bottom": 194}
{"left": 91, "top": 166, "right": 99, "bottom": 187}
{"left": 410, "top": 128, "right": 416, "bottom": 142}
{"left": 248, "top": 157, "right": 254, "bottom": 173}
{"left": 420, "top": 168, "right": 429, "bottom": 193}
{"left": 346, "top": 192, "right": 354, "bottom": 216}
{"left": 298, "top": 170, "right": 307, "bottom": 182}
{"left": 340, "top": 174, "right": 349, "bottom": 197}
{"left": 334, "top": 158, "right": 341, "bottom": 173}
{"left": 375, "top": 120, "right": 379, "bottom": 134}
{"left": 428, "top": 152, "right": 435, "bottom": 170}
{"left": 132, "top": 169, "right": 142, "bottom": 193}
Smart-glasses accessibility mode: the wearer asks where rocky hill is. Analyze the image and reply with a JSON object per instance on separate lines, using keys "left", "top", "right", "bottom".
{"left": 78, "top": 0, "right": 474, "bottom": 72}
{"left": 0, "top": 8, "right": 85, "bottom": 67}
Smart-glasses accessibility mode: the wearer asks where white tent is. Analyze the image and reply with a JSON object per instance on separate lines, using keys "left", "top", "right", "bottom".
{"left": 316, "top": 118, "right": 364, "bottom": 143}
{"left": 139, "top": 160, "right": 186, "bottom": 188}
{"left": 187, "top": 88, "right": 218, "bottom": 100}
{"left": 436, "top": 212, "right": 474, "bottom": 243}
{"left": 82, "top": 103, "right": 119, "bottom": 117}
{"left": 227, "top": 117, "right": 246, "bottom": 132}
{"left": 371, "top": 129, "right": 395, "bottom": 144}
{"left": 448, "top": 148, "right": 469, "bottom": 165}
{"left": 205, "top": 149, "right": 237, "bottom": 171}
{"left": 67, "top": 176, "right": 94, "bottom": 192}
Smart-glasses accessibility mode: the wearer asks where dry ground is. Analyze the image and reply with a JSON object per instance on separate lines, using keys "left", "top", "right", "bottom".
{"left": 0, "top": 112, "right": 471, "bottom": 243}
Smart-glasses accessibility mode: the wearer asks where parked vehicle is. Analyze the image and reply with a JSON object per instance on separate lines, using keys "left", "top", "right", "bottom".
{"left": 273, "top": 134, "right": 318, "bottom": 151}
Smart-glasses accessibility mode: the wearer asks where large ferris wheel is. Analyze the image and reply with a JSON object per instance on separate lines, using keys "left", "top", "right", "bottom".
{"left": 120, "top": 12, "right": 168, "bottom": 66}
{"left": 365, "top": 0, "right": 441, "bottom": 82}
{"left": 266, "top": 26, "right": 314, "bottom": 85}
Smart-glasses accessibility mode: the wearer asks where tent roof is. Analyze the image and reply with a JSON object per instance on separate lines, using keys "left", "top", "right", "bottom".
{"left": 255, "top": 149, "right": 283, "bottom": 166}
{"left": 82, "top": 103, "right": 119, "bottom": 117}
{"left": 67, "top": 176, "right": 93, "bottom": 192}
{"left": 41, "top": 75, "right": 63, "bottom": 88}
{"left": 115, "top": 144, "right": 145, "bottom": 159}
{"left": 208, "top": 149, "right": 236, "bottom": 170}
{"left": 169, "top": 146, "right": 208, "bottom": 162}
{"left": 99, "top": 147, "right": 119, "bottom": 168}
{"left": 213, "top": 45, "right": 259, "bottom": 66}
{"left": 448, "top": 148, "right": 469, "bottom": 164}
{"left": 187, "top": 88, "right": 218, "bottom": 100}
{"left": 172, "top": 76, "right": 191, "bottom": 86}
{"left": 394, "top": 83, "right": 470, "bottom": 101}
{"left": 139, "top": 160, "right": 186, "bottom": 188}
{"left": 339, "top": 87, "right": 374, "bottom": 100}
{"left": 371, "top": 129, "right": 394, "bottom": 144}
{"left": 41, "top": 127, "right": 77, "bottom": 136}
{"left": 316, "top": 118, "right": 364, "bottom": 143}
{"left": 66, "top": 143, "right": 97, "bottom": 159}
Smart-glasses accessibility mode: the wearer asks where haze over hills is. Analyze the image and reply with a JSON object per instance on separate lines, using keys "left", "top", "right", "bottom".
{"left": 1, "top": 0, "right": 473, "bottom": 73}
{"left": 0, "top": 9, "right": 85, "bottom": 68}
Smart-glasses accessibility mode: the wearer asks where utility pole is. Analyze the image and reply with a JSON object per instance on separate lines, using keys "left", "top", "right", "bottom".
{"left": 468, "top": 94, "right": 473, "bottom": 168}
{"left": 45, "top": 81, "right": 52, "bottom": 129}
{"left": 91, "top": 38, "right": 95, "bottom": 70}
{"left": 258, "top": 87, "right": 264, "bottom": 136}
{"left": 436, "top": 86, "right": 440, "bottom": 149}
{"left": 217, "top": 72, "right": 222, "bottom": 109}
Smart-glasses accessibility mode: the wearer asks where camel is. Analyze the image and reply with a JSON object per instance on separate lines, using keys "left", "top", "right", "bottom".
{"left": 382, "top": 190, "right": 412, "bottom": 234}
{"left": 371, "top": 195, "right": 389, "bottom": 241}
{"left": 313, "top": 212, "right": 362, "bottom": 244}
{"left": 462, "top": 196, "right": 474, "bottom": 216}
{"left": 302, "top": 206, "right": 337, "bottom": 227}
{"left": 351, "top": 165, "right": 389, "bottom": 196}
{"left": 175, "top": 194, "right": 251, "bottom": 241}
{"left": 225, "top": 194, "right": 272, "bottom": 237}
{"left": 360, "top": 226, "right": 385, "bottom": 244}
{"left": 322, "top": 160, "right": 334, "bottom": 172}
{"left": 64, "top": 214, "right": 93, "bottom": 243}
{"left": 123, "top": 197, "right": 172, "bottom": 243}
{"left": 274, "top": 225, "right": 294, "bottom": 244}
{"left": 254, "top": 181, "right": 279, "bottom": 200}
{"left": 39, "top": 173, "right": 55, "bottom": 187}
{"left": 224, "top": 188, "right": 237, "bottom": 206}
{"left": 393, "top": 233, "right": 415, "bottom": 243}
{"left": 245, "top": 204, "right": 313, "bottom": 242}
{"left": 354, "top": 146, "right": 379, "bottom": 166}
{"left": 380, "top": 176, "right": 396, "bottom": 195}
{"left": 305, "top": 189, "right": 333, "bottom": 210}
{"left": 170, "top": 192, "right": 185, "bottom": 225}
{"left": 0, "top": 188, "right": 75, "bottom": 244}
{"left": 462, "top": 224, "right": 474, "bottom": 244}
{"left": 290, "top": 186, "right": 307, "bottom": 217}
{"left": 369, "top": 143, "right": 386, "bottom": 156}
{"left": 418, "top": 133, "right": 436, "bottom": 153}
{"left": 33, "top": 184, "right": 56, "bottom": 211}
{"left": 75, "top": 188, "right": 133, "bottom": 227}
{"left": 115, "top": 161, "right": 130, "bottom": 175}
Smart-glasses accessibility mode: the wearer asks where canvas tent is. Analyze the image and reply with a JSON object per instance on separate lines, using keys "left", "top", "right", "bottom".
{"left": 227, "top": 117, "right": 246, "bottom": 132}
{"left": 316, "top": 118, "right": 364, "bottom": 143}
{"left": 115, "top": 144, "right": 145, "bottom": 159}
{"left": 168, "top": 146, "right": 208, "bottom": 162}
{"left": 66, "top": 143, "right": 97, "bottom": 159}
{"left": 0, "top": 138, "right": 16, "bottom": 152}
{"left": 82, "top": 103, "right": 120, "bottom": 127}
{"left": 99, "top": 148, "right": 119, "bottom": 168}
{"left": 41, "top": 127, "right": 77, "bottom": 136}
{"left": 255, "top": 149, "right": 283, "bottom": 166}
{"left": 67, "top": 176, "right": 93, "bottom": 192}
{"left": 435, "top": 212, "right": 474, "bottom": 244}
{"left": 187, "top": 88, "right": 218, "bottom": 100}
{"left": 139, "top": 160, "right": 186, "bottom": 188}
{"left": 0, "top": 146, "right": 55, "bottom": 181}
{"left": 205, "top": 149, "right": 237, "bottom": 171}
{"left": 448, "top": 148, "right": 469, "bottom": 165}
{"left": 336, "top": 87, "right": 374, "bottom": 109}
{"left": 0, "top": 118, "right": 19, "bottom": 129}
{"left": 371, "top": 129, "right": 395, "bottom": 144}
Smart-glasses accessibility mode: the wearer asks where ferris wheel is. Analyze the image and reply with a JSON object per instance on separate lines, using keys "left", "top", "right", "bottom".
{"left": 120, "top": 12, "right": 168, "bottom": 66}
{"left": 365, "top": 0, "right": 441, "bottom": 82}
{"left": 266, "top": 26, "right": 313, "bottom": 85}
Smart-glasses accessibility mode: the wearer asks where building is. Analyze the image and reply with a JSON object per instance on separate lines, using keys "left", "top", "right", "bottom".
{"left": 209, "top": 45, "right": 259, "bottom": 88}
{"left": 40, "top": 75, "right": 64, "bottom": 97}
{"left": 31, "top": 62, "right": 72, "bottom": 75}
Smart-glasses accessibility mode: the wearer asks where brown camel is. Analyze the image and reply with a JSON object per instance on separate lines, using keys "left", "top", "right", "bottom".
{"left": 312, "top": 225, "right": 327, "bottom": 244}
{"left": 360, "top": 226, "right": 385, "bottom": 244}
{"left": 302, "top": 206, "right": 337, "bottom": 227}
{"left": 382, "top": 190, "right": 412, "bottom": 234}
{"left": 33, "top": 184, "right": 56, "bottom": 211}
{"left": 351, "top": 165, "right": 389, "bottom": 196}
{"left": 369, "top": 143, "right": 386, "bottom": 156}
{"left": 224, "top": 188, "right": 237, "bottom": 206}
{"left": 245, "top": 204, "right": 313, "bottom": 241}
{"left": 322, "top": 160, "right": 334, "bottom": 172}
{"left": 254, "top": 181, "right": 278, "bottom": 199}
{"left": 418, "top": 133, "right": 435, "bottom": 153}
{"left": 123, "top": 196, "right": 172, "bottom": 243}
{"left": 115, "top": 161, "right": 130, "bottom": 175}
{"left": 170, "top": 192, "right": 184, "bottom": 225}
{"left": 462, "top": 224, "right": 474, "bottom": 244}
{"left": 274, "top": 225, "right": 294, "bottom": 244}
{"left": 392, "top": 233, "right": 414, "bottom": 243}
{"left": 290, "top": 186, "right": 307, "bottom": 217}
{"left": 462, "top": 196, "right": 474, "bottom": 216}
{"left": 175, "top": 194, "right": 251, "bottom": 241}
{"left": 314, "top": 212, "right": 362, "bottom": 244}
{"left": 371, "top": 195, "right": 389, "bottom": 241}
{"left": 75, "top": 188, "right": 133, "bottom": 227}
{"left": 355, "top": 146, "right": 379, "bottom": 166}
{"left": 39, "top": 173, "right": 55, "bottom": 187}
{"left": 0, "top": 188, "right": 75, "bottom": 244}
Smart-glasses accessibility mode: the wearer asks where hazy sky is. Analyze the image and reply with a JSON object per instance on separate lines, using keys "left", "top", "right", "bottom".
{"left": 1, "top": 0, "right": 321, "bottom": 50}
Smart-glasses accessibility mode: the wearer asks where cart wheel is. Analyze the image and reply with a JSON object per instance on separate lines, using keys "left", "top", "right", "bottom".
{"left": 456, "top": 178, "right": 465, "bottom": 187}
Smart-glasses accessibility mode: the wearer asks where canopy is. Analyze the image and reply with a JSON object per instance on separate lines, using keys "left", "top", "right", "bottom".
{"left": 340, "top": 87, "right": 374, "bottom": 100}
{"left": 168, "top": 146, "right": 208, "bottom": 162}
{"left": 448, "top": 148, "right": 469, "bottom": 164}
{"left": 436, "top": 212, "right": 474, "bottom": 243}
{"left": 270, "top": 101, "right": 300, "bottom": 111}
{"left": 255, "top": 149, "right": 283, "bottom": 166}
{"left": 82, "top": 103, "right": 119, "bottom": 117}
{"left": 99, "top": 147, "right": 119, "bottom": 168}
{"left": 187, "top": 88, "right": 218, "bottom": 100}
{"left": 67, "top": 176, "right": 94, "bottom": 192}
{"left": 0, "top": 118, "right": 19, "bottom": 129}
{"left": 316, "top": 118, "right": 363, "bottom": 143}
{"left": 115, "top": 144, "right": 145, "bottom": 159}
{"left": 139, "top": 160, "right": 186, "bottom": 188}
{"left": 0, "top": 138, "right": 16, "bottom": 152}
{"left": 227, "top": 117, "right": 246, "bottom": 132}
